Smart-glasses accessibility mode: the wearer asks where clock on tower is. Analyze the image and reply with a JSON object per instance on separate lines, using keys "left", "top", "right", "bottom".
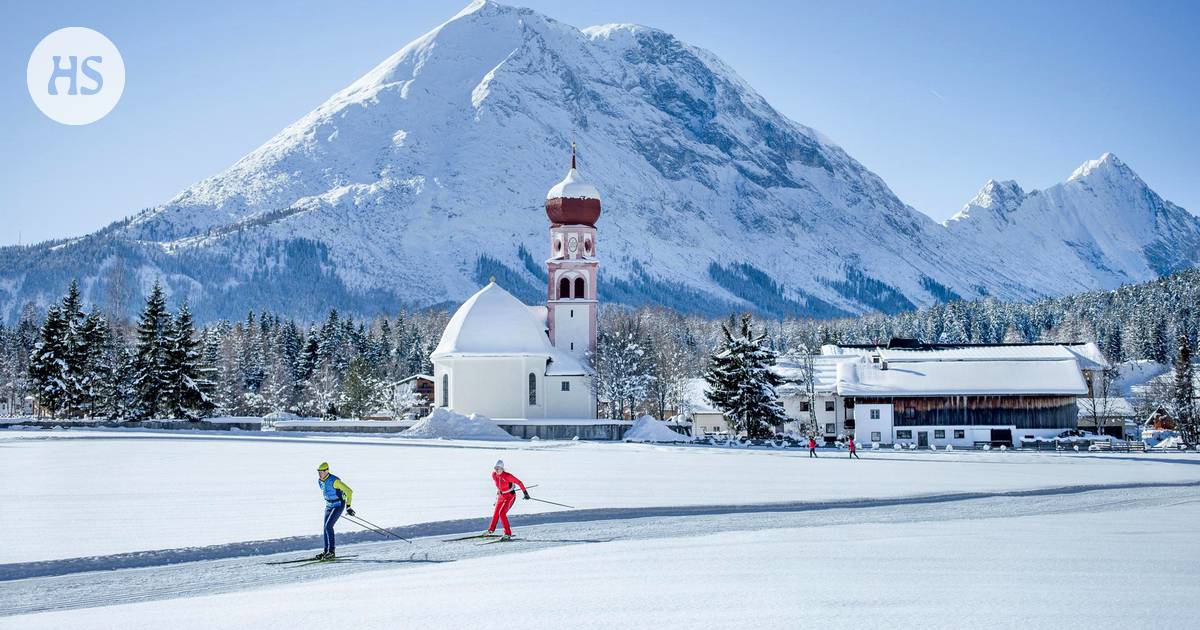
{"left": 544, "top": 144, "right": 600, "bottom": 359}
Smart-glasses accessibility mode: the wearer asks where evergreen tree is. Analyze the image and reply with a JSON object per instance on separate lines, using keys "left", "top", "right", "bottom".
{"left": 704, "top": 314, "right": 787, "bottom": 438}
{"left": 339, "top": 356, "right": 381, "bottom": 419}
{"left": 132, "top": 282, "right": 171, "bottom": 419}
{"left": 1173, "top": 332, "right": 1197, "bottom": 444}
{"left": 163, "top": 303, "right": 215, "bottom": 420}
{"left": 29, "top": 306, "right": 69, "bottom": 418}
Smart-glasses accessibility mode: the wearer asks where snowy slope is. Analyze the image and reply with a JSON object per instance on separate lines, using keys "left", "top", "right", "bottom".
{"left": 946, "top": 153, "right": 1200, "bottom": 295}
{"left": 0, "top": 1, "right": 1196, "bottom": 322}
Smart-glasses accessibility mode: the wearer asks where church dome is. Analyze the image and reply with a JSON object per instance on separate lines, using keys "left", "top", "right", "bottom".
{"left": 545, "top": 151, "right": 601, "bottom": 227}
{"left": 431, "top": 282, "right": 555, "bottom": 358}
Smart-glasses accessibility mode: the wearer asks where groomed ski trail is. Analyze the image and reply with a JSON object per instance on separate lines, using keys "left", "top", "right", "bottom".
{"left": 2, "top": 482, "right": 1198, "bottom": 617}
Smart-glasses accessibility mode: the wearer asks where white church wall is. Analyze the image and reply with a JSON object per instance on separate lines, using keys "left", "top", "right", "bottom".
{"left": 545, "top": 375, "right": 594, "bottom": 419}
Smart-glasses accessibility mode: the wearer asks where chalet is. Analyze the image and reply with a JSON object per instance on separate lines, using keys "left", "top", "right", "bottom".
{"left": 795, "top": 339, "right": 1106, "bottom": 447}
{"left": 690, "top": 339, "right": 1111, "bottom": 447}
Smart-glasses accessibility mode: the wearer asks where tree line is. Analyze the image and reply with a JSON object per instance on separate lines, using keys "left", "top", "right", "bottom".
{"left": 1, "top": 269, "right": 1196, "bottom": 429}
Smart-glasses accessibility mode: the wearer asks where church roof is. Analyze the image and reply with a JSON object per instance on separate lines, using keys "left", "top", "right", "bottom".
{"left": 433, "top": 282, "right": 557, "bottom": 357}
{"left": 546, "top": 167, "right": 600, "bottom": 200}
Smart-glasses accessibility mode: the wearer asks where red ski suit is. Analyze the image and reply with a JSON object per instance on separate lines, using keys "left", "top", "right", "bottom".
{"left": 489, "top": 471, "right": 527, "bottom": 535}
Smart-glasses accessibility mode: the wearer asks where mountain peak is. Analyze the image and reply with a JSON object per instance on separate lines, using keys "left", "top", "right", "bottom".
{"left": 1067, "top": 152, "right": 1137, "bottom": 184}
{"left": 947, "top": 178, "right": 1025, "bottom": 223}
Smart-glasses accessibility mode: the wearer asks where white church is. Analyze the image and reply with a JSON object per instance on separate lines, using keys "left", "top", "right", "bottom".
{"left": 430, "top": 149, "right": 600, "bottom": 420}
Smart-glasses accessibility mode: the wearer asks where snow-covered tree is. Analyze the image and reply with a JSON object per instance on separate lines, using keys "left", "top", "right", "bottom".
{"left": 339, "top": 356, "right": 382, "bottom": 419}
{"left": 704, "top": 314, "right": 787, "bottom": 438}
{"left": 162, "top": 303, "right": 215, "bottom": 420}
{"left": 1173, "top": 332, "right": 1197, "bottom": 444}
{"left": 131, "top": 282, "right": 172, "bottom": 419}
{"left": 590, "top": 318, "right": 654, "bottom": 419}
{"left": 29, "top": 305, "right": 69, "bottom": 418}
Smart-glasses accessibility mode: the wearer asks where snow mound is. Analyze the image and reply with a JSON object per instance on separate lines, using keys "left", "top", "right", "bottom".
{"left": 624, "top": 415, "right": 693, "bottom": 443}
{"left": 401, "top": 408, "right": 517, "bottom": 441}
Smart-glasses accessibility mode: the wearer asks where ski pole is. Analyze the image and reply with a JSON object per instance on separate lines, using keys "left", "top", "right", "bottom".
{"left": 500, "top": 484, "right": 539, "bottom": 495}
{"left": 344, "top": 513, "right": 412, "bottom": 544}
{"left": 526, "top": 496, "right": 575, "bottom": 509}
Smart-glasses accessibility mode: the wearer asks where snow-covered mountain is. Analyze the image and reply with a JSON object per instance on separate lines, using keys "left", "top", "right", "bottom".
{"left": 946, "top": 153, "right": 1200, "bottom": 294}
{"left": 1, "top": 1, "right": 1197, "bottom": 323}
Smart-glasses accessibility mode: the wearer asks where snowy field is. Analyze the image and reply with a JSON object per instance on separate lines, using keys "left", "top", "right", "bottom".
{"left": 4, "top": 428, "right": 1200, "bottom": 628}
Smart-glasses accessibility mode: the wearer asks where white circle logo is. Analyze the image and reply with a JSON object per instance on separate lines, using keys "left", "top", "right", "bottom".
{"left": 27, "top": 27, "right": 125, "bottom": 125}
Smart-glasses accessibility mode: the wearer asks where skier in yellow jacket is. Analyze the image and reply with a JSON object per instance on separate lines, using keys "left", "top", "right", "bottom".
{"left": 316, "top": 462, "right": 354, "bottom": 559}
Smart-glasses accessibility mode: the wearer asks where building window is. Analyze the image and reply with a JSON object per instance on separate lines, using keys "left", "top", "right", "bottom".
{"left": 934, "top": 430, "right": 946, "bottom": 439}
{"left": 574, "top": 277, "right": 585, "bottom": 299}
{"left": 528, "top": 372, "right": 537, "bottom": 405}
{"left": 570, "top": 342, "right": 574, "bottom": 350}
{"left": 825, "top": 400, "right": 835, "bottom": 412}
{"left": 904, "top": 407, "right": 916, "bottom": 420}
{"left": 797, "top": 401, "right": 809, "bottom": 412}
{"left": 570, "top": 309, "right": 574, "bottom": 318}
{"left": 561, "top": 381, "right": 570, "bottom": 392}
{"left": 844, "top": 419, "right": 855, "bottom": 429}
{"left": 441, "top": 374, "right": 448, "bottom": 407}
{"left": 871, "top": 431, "right": 882, "bottom": 442}
{"left": 870, "top": 409, "right": 880, "bottom": 420}
{"left": 559, "top": 277, "right": 571, "bottom": 299}
{"left": 896, "top": 430, "right": 913, "bottom": 439}
{"left": 954, "top": 429, "right": 965, "bottom": 439}
{"left": 824, "top": 423, "right": 835, "bottom": 434}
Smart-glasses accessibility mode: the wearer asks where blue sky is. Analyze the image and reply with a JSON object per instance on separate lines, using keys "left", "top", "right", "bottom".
{"left": 2, "top": 0, "right": 1197, "bottom": 246}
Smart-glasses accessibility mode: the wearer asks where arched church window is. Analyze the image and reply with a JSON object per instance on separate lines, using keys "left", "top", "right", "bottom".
{"left": 528, "top": 372, "right": 537, "bottom": 405}
{"left": 559, "top": 277, "right": 571, "bottom": 299}
{"left": 574, "top": 277, "right": 585, "bottom": 299}
{"left": 441, "top": 374, "right": 449, "bottom": 407}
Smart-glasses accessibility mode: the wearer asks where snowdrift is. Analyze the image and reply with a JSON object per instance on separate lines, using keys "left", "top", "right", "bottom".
{"left": 401, "top": 408, "right": 517, "bottom": 441}
{"left": 624, "top": 415, "right": 693, "bottom": 443}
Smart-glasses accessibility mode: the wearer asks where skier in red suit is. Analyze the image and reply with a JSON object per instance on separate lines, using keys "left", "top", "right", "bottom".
{"left": 487, "top": 460, "right": 529, "bottom": 540}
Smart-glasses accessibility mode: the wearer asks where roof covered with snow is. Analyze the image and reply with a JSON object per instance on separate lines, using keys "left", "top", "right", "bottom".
{"left": 432, "top": 282, "right": 590, "bottom": 375}
{"left": 774, "top": 355, "right": 859, "bottom": 394}
{"left": 835, "top": 359, "right": 1088, "bottom": 397}
{"left": 433, "top": 282, "right": 558, "bottom": 357}
{"left": 546, "top": 167, "right": 600, "bottom": 200}
{"left": 683, "top": 378, "right": 720, "bottom": 414}
{"left": 824, "top": 342, "right": 1108, "bottom": 370}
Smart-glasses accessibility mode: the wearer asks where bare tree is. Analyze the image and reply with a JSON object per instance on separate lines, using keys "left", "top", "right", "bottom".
{"left": 1079, "top": 366, "right": 1119, "bottom": 437}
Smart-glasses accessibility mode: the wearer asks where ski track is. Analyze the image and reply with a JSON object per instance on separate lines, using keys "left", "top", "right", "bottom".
{"left": 1, "top": 482, "right": 1197, "bottom": 617}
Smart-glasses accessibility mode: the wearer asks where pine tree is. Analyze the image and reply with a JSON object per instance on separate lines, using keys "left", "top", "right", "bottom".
{"left": 704, "top": 314, "right": 787, "bottom": 439}
{"left": 339, "top": 356, "right": 381, "bottom": 419}
{"left": 132, "top": 282, "right": 171, "bottom": 419}
{"left": 78, "top": 311, "right": 113, "bottom": 418}
{"left": 29, "top": 306, "right": 69, "bottom": 418}
{"left": 163, "top": 303, "right": 215, "bottom": 420}
{"left": 1173, "top": 332, "right": 1197, "bottom": 444}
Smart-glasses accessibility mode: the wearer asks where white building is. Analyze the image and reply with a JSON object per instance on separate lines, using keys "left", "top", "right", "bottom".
{"left": 783, "top": 340, "right": 1104, "bottom": 447}
{"left": 692, "top": 340, "right": 1108, "bottom": 447}
{"left": 430, "top": 147, "right": 600, "bottom": 420}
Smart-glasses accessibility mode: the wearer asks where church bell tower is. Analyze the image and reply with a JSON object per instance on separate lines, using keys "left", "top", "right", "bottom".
{"left": 545, "top": 143, "right": 600, "bottom": 359}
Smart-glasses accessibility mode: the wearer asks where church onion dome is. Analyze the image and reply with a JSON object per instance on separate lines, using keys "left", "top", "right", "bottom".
{"left": 432, "top": 282, "right": 556, "bottom": 358}
{"left": 545, "top": 150, "right": 601, "bottom": 227}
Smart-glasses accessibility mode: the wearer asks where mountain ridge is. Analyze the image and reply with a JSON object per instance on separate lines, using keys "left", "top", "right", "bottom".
{"left": 1, "top": 1, "right": 1197, "bottom": 323}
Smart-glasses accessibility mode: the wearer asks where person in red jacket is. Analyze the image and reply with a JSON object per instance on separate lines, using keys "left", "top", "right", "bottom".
{"left": 808, "top": 436, "right": 818, "bottom": 458}
{"left": 486, "top": 460, "right": 529, "bottom": 540}
{"left": 848, "top": 436, "right": 860, "bottom": 459}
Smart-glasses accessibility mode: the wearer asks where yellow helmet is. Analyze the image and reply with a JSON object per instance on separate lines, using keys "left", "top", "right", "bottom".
{"left": 317, "top": 462, "right": 330, "bottom": 471}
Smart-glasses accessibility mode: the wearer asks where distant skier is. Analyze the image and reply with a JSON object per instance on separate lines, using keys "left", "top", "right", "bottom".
{"left": 486, "top": 460, "right": 529, "bottom": 541}
{"left": 316, "top": 462, "right": 354, "bottom": 560}
{"left": 848, "top": 436, "right": 860, "bottom": 459}
{"left": 808, "top": 436, "right": 818, "bottom": 458}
